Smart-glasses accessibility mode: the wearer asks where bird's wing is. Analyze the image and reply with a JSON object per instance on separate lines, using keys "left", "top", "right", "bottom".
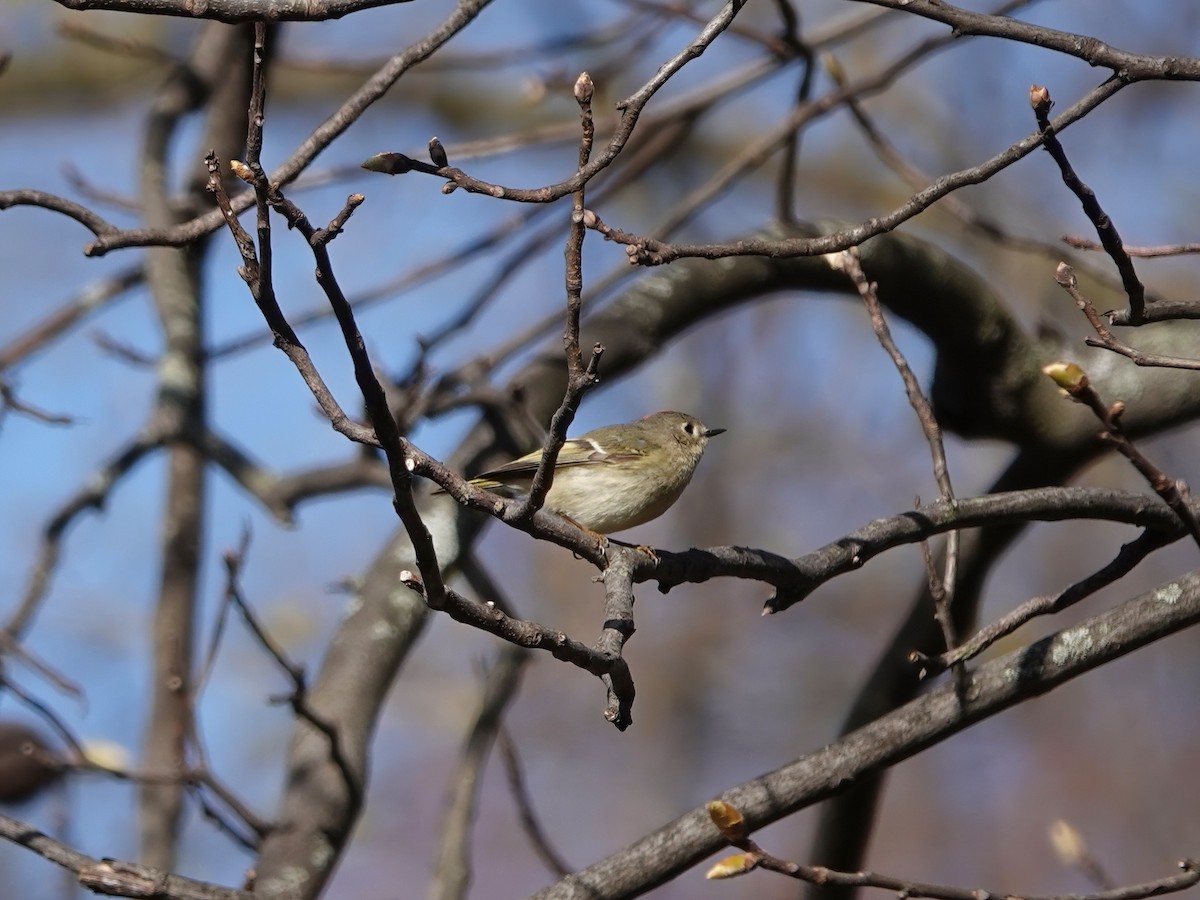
{"left": 476, "top": 437, "right": 641, "bottom": 480}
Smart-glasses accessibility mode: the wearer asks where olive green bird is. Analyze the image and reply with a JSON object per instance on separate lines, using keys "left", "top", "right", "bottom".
{"left": 451, "top": 411, "right": 725, "bottom": 535}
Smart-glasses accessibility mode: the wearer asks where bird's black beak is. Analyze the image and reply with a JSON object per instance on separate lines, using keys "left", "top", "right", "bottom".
{"left": 705, "top": 427, "right": 726, "bottom": 438}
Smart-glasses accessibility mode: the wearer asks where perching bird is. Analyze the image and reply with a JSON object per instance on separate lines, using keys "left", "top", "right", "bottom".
{"left": 456, "top": 410, "right": 724, "bottom": 534}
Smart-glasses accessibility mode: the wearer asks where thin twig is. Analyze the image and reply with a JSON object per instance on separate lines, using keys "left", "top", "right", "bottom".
{"left": 367, "top": 0, "right": 748, "bottom": 205}
{"left": 1042, "top": 343, "right": 1200, "bottom": 550}
{"left": 209, "top": 153, "right": 378, "bottom": 445}
{"left": 831, "top": 249, "right": 960, "bottom": 656}
{"left": 5, "top": 424, "right": 167, "bottom": 639}
{"left": 498, "top": 729, "right": 572, "bottom": 878}
{"left": 833, "top": 55, "right": 1150, "bottom": 308}
{"left": 1055, "top": 264, "right": 1200, "bottom": 369}
{"left": 588, "top": 56, "right": 1127, "bottom": 265}
{"left": 913, "top": 528, "right": 1172, "bottom": 674}
{"left": 707, "top": 801, "right": 1200, "bottom": 900}
{"left": 1031, "top": 85, "right": 1145, "bottom": 323}
{"left": 1064, "top": 236, "right": 1200, "bottom": 258}
{"left": 0, "top": 266, "right": 143, "bottom": 372}
{"left": 265, "top": 187, "right": 450, "bottom": 614}
{"left": 516, "top": 72, "right": 604, "bottom": 523}
{"left": 429, "top": 644, "right": 529, "bottom": 900}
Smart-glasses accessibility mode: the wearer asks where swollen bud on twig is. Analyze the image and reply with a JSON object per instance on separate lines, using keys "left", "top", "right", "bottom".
{"left": 81, "top": 738, "right": 131, "bottom": 771}
{"left": 707, "top": 799, "right": 748, "bottom": 841}
{"left": 705, "top": 853, "right": 757, "bottom": 880}
{"left": 1029, "top": 83, "right": 1051, "bottom": 113}
{"left": 361, "top": 152, "right": 443, "bottom": 176}
{"left": 1055, "top": 261, "right": 1077, "bottom": 288}
{"left": 428, "top": 137, "right": 448, "bottom": 169}
{"left": 574, "top": 71, "right": 594, "bottom": 106}
{"left": 1042, "top": 361, "right": 1088, "bottom": 394}
{"left": 229, "top": 159, "right": 254, "bottom": 184}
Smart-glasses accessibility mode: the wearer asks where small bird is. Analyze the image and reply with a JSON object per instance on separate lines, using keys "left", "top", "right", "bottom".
{"left": 457, "top": 411, "right": 725, "bottom": 534}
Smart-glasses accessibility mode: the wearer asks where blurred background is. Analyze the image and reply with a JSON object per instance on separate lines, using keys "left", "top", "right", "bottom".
{"left": 1, "top": 0, "right": 1199, "bottom": 897}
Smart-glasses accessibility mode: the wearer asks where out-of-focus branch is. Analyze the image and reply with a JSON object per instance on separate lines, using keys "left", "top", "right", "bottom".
{"left": 498, "top": 728, "right": 572, "bottom": 879}
{"left": 5, "top": 420, "right": 166, "bottom": 638}
{"left": 1065, "top": 237, "right": 1200, "bottom": 258}
{"left": 138, "top": 20, "right": 254, "bottom": 872}
{"left": 429, "top": 641, "right": 529, "bottom": 900}
{"left": 0, "top": 265, "right": 143, "bottom": 372}
{"left": 0, "top": 382, "right": 75, "bottom": 427}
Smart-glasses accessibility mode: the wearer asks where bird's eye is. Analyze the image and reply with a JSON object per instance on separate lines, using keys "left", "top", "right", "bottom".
{"left": 683, "top": 421, "right": 696, "bottom": 435}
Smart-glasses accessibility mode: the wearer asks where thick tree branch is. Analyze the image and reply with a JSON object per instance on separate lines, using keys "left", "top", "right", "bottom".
{"left": 535, "top": 568, "right": 1200, "bottom": 898}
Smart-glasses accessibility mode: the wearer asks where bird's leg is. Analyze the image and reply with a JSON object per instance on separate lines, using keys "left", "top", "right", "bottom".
{"left": 559, "top": 513, "right": 608, "bottom": 556}
{"left": 605, "top": 537, "right": 658, "bottom": 563}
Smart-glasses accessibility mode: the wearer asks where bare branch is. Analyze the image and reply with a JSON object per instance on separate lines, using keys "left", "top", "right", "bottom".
{"left": 1064, "top": 236, "right": 1200, "bottom": 258}
{"left": 1031, "top": 85, "right": 1145, "bottom": 322}
{"left": 860, "top": 0, "right": 1200, "bottom": 78}
{"left": 915, "top": 528, "right": 1171, "bottom": 674}
{"left": 1041, "top": 346, "right": 1200, "bottom": 548}
{"left": 601, "top": 76, "right": 1128, "bottom": 264}
{"left": 498, "top": 729, "right": 572, "bottom": 879}
{"left": 831, "top": 248, "right": 961, "bottom": 654}
{"left": 536, "top": 571, "right": 1200, "bottom": 898}
{"left": 708, "top": 805, "right": 1199, "bottom": 900}
{"left": 1055, "top": 265, "right": 1200, "bottom": 369}
{"left": 429, "top": 644, "right": 528, "bottom": 900}
{"left": 512, "top": 72, "right": 603, "bottom": 524}
{"left": 365, "top": 0, "right": 748, "bottom": 204}
{"left": 0, "top": 813, "right": 254, "bottom": 900}
{"left": 51, "top": 0, "right": 414, "bottom": 23}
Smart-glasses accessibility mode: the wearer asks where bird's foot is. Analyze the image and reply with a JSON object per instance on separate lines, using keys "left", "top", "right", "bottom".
{"left": 605, "top": 537, "right": 658, "bottom": 563}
